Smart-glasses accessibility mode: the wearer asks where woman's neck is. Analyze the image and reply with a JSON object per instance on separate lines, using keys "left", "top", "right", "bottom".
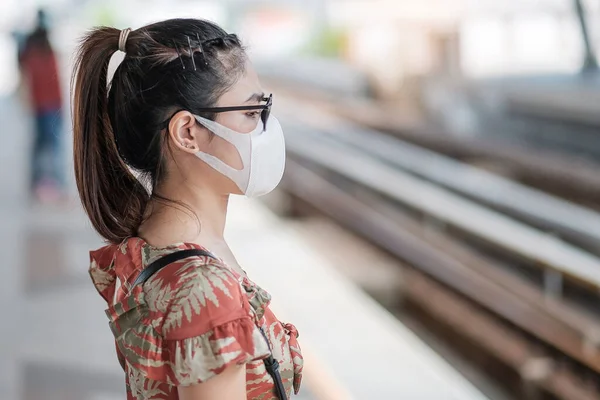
{"left": 138, "top": 179, "right": 229, "bottom": 248}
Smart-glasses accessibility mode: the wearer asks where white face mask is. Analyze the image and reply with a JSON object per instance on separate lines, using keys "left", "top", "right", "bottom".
{"left": 192, "top": 114, "right": 286, "bottom": 197}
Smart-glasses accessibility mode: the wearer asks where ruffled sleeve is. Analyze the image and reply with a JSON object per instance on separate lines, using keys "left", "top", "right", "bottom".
{"left": 108, "top": 259, "right": 270, "bottom": 387}
{"left": 160, "top": 316, "right": 269, "bottom": 385}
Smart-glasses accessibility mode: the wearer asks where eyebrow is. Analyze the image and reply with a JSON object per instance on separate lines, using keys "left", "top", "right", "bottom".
{"left": 244, "top": 92, "right": 265, "bottom": 104}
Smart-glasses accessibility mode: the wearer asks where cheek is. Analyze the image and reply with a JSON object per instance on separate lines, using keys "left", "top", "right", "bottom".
{"left": 236, "top": 118, "right": 259, "bottom": 134}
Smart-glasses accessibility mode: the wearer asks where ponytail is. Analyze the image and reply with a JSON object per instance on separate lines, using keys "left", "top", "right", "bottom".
{"left": 72, "top": 27, "right": 148, "bottom": 244}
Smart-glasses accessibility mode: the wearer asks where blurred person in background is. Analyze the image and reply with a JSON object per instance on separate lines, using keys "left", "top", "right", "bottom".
{"left": 71, "top": 18, "right": 302, "bottom": 400}
{"left": 18, "top": 8, "right": 65, "bottom": 203}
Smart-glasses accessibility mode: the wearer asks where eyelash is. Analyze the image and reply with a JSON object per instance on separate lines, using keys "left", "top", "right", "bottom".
{"left": 246, "top": 111, "right": 261, "bottom": 119}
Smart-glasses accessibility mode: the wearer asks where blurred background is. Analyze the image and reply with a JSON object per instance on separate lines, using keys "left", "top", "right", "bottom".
{"left": 4, "top": 0, "right": 600, "bottom": 399}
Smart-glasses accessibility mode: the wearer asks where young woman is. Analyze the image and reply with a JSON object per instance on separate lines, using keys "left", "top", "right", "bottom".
{"left": 72, "top": 18, "right": 302, "bottom": 400}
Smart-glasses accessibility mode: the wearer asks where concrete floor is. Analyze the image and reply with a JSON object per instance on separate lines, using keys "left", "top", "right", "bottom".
{"left": 0, "top": 95, "right": 124, "bottom": 400}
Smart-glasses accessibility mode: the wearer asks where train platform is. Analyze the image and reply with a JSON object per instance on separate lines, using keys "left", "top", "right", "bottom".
{"left": 227, "top": 196, "right": 489, "bottom": 400}
{"left": 0, "top": 91, "right": 490, "bottom": 399}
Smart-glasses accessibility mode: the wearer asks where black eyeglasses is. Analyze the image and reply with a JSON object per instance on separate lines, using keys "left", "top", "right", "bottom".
{"left": 161, "top": 94, "right": 273, "bottom": 131}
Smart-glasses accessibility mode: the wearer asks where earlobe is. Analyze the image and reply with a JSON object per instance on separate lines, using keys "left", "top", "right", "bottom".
{"left": 168, "top": 111, "right": 200, "bottom": 152}
{"left": 180, "top": 142, "right": 197, "bottom": 150}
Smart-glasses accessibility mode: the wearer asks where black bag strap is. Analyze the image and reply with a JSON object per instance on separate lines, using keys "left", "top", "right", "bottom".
{"left": 259, "top": 327, "right": 289, "bottom": 400}
{"left": 132, "top": 249, "right": 214, "bottom": 287}
{"left": 131, "top": 249, "right": 288, "bottom": 400}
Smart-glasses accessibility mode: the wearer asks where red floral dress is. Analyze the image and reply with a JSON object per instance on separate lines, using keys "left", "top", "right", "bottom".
{"left": 89, "top": 238, "right": 303, "bottom": 400}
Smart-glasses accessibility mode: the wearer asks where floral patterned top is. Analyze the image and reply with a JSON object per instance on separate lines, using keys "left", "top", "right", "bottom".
{"left": 89, "top": 237, "right": 303, "bottom": 400}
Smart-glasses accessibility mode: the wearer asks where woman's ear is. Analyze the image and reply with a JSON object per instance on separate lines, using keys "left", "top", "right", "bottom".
{"left": 167, "top": 111, "right": 206, "bottom": 153}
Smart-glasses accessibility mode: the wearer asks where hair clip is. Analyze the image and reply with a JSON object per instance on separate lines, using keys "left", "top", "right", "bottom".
{"left": 196, "top": 33, "right": 208, "bottom": 68}
{"left": 173, "top": 40, "right": 185, "bottom": 70}
{"left": 186, "top": 36, "right": 197, "bottom": 71}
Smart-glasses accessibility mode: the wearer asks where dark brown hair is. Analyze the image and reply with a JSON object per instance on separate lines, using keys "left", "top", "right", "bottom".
{"left": 72, "top": 19, "right": 246, "bottom": 244}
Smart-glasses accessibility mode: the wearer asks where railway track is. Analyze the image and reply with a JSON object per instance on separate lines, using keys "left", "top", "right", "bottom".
{"left": 273, "top": 100, "right": 600, "bottom": 400}
{"left": 267, "top": 79, "right": 600, "bottom": 211}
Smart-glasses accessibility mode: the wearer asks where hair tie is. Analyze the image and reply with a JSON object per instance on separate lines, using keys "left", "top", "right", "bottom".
{"left": 118, "top": 28, "right": 132, "bottom": 53}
